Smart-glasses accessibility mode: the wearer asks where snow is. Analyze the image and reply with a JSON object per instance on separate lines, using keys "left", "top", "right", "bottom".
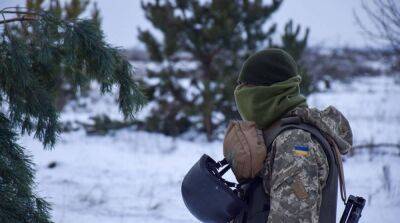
{"left": 20, "top": 75, "right": 400, "bottom": 223}
{"left": 309, "top": 76, "right": 400, "bottom": 145}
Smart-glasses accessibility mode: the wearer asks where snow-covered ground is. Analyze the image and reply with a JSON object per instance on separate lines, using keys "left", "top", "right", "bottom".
{"left": 21, "top": 76, "right": 400, "bottom": 223}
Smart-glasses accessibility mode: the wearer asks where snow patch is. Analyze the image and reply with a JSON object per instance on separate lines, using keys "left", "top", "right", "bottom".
{"left": 21, "top": 75, "right": 400, "bottom": 222}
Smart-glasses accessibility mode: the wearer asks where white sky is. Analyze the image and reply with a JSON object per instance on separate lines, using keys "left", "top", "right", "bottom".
{"left": 1, "top": 0, "right": 373, "bottom": 48}
{"left": 272, "top": 0, "right": 370, "bottom": 47}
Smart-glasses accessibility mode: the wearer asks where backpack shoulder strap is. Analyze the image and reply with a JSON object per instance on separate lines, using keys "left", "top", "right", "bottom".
{"left": 261, "top": 116, "right": 332, "bottom": 149}
{"left": 262, "top": 116, "right": 332, "bottom": 153}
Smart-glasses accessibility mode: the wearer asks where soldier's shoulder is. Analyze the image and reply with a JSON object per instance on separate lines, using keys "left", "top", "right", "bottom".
{"left": 274, "top": 128, "right": 314, "bottom": 145}
{"left": 272, "top": 128, "right": 324, "bottom": 155}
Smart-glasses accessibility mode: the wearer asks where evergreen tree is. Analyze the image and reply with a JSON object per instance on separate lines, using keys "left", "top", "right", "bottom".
{"left": 0, "top": 6, "right": 145, "bottom": 223}
{"left": 14, "top": 0, "right": 102, "bottom": 110}
{"left": 275, "top": 20, "right": 312, "bottom": 95}
{"left": 139, "top": 0, "right": 309, "bottom": 140}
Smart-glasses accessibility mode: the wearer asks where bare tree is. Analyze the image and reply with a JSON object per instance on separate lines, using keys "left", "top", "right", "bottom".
{"left": 355, "top": 0, "right": 400, "bottom": 53}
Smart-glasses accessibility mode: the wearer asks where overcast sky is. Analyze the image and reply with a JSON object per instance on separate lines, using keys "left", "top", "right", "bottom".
{"left": 1, "top": 0, "right": 373, "bottom": 48}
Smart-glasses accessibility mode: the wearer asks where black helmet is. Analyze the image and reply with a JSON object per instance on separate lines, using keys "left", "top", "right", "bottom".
{"left": 181, "top": 154, "right": 245, "bottom": 223}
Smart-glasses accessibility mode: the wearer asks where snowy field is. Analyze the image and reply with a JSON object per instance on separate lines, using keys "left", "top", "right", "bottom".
{"left": 21, "top": 76, "right": 400, "bottom": 223}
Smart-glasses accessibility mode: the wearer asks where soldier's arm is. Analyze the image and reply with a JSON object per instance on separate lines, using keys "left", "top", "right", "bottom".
{"left": 265, "top": 129, "right": 329, "bottom": 223}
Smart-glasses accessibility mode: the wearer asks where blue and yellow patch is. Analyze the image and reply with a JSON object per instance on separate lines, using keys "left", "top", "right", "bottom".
{"left": 293, "top": 145, "right": 309, "bottom": 157}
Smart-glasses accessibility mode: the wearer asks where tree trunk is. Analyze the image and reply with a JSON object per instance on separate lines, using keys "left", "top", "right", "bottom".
{"left": 204, "top": 112, "right": 213, "bottom": 141}
{"left": 202, "top": 79, "right": 214, "bottom": 141}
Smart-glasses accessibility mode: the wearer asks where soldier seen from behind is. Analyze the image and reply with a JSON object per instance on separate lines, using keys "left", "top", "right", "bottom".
{"left": 229, "top": 48, "right": 353, "bottom": 223}
{"left": 182, "top": 48, "right": 358, "bottom": 223}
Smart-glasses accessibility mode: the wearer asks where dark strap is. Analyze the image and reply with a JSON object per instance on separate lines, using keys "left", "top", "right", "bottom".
{"left": 219, "top": 164, "right": 231, "bottom": 176}
{"left": 216, "top": 158, "right": 228, "bottom": 168}
{"left": 213, "top": 158, "right": 240, "bottom": 189}
{"left": 233, "top": 177, "right": 269, "bottom": 223}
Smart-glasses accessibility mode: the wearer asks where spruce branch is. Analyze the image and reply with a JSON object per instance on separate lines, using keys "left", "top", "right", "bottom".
{"left": 0, "top": 7, "right": 146, "bottom": 147}
{"left": 0, "top": 16, "right": 37, "bottom": 25}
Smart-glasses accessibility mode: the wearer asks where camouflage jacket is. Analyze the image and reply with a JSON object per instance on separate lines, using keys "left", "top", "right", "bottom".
{"left": 262, "top": 106, "right": 352, "bottom": 223}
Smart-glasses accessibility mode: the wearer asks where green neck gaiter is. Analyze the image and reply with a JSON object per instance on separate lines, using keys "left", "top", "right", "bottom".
{"left": 234, "top": 75, "right": 307, "bottom": 128}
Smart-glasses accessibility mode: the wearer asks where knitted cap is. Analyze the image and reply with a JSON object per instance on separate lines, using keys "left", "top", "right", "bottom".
{"left": 238, "top": 48, "right": 298, "bottom": 86}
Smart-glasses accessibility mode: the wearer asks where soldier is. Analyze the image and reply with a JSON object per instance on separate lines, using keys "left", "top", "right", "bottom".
{"left": 233, "top": 48, "right": 352, "bottom": 223}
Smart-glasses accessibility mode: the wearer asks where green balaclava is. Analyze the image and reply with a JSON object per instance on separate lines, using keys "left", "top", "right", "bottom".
{"left": 234, "top": 48, "right": 307, "bottom": 128}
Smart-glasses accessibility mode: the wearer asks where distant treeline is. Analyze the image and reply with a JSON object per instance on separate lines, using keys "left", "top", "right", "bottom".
{"left": 123, "top": 46, "right": 399, "bottom": 83}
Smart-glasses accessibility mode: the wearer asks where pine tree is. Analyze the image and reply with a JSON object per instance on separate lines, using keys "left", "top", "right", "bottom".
{"left": 139, "top": 0, "right": 309, "bottom": 140}
{"left": 16, "top": 0, "right": 102, "bottom": 110}
{"left": 275, "top": 20, "right": 312, "bottom": 95}
{"left": 0, "top": 6, "right": 145, "bottom": 223}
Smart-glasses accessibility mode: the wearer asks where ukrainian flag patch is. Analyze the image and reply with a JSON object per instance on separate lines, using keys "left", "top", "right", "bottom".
{"left": 293, "top": 145, "right": 309, "bottom": 157}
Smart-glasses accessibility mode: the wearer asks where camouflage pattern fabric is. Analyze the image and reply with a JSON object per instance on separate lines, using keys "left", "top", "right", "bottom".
{"left": 289, "top": 106, "right": 353, "bottom": 154}
{"left": 263, "top": 129, "right": 329, "bottom": 223}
